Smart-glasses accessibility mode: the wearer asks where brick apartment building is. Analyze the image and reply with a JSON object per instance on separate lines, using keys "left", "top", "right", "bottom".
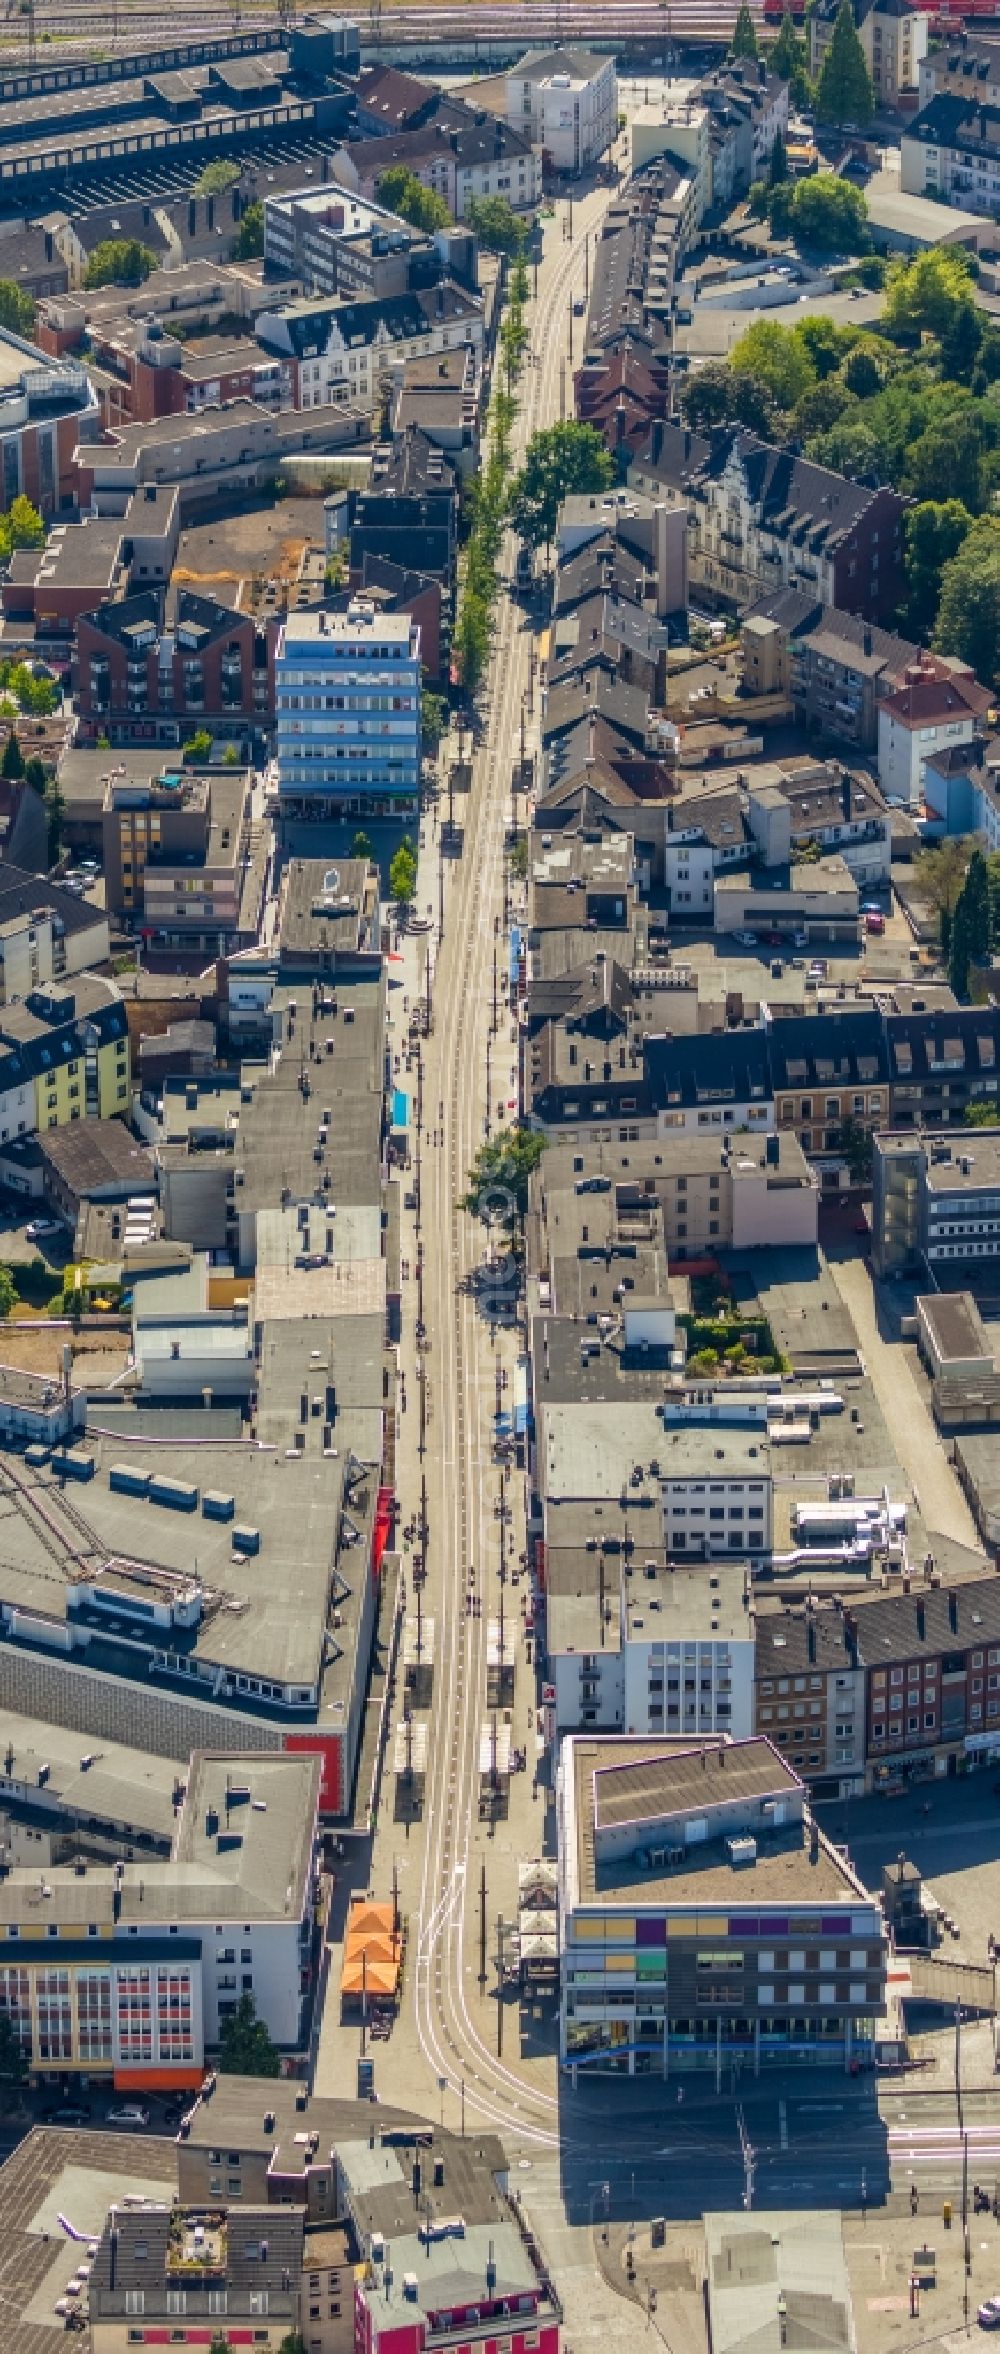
{"left": 76, "top": 589, "right": 278, "bottom": 747}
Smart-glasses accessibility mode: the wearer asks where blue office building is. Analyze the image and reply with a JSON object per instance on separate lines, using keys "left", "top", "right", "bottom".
{"left": 275, "top": 602, "right": 421, "bottom": 816}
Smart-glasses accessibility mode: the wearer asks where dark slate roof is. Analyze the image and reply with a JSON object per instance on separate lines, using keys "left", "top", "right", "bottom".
{"left": 766, "top": 1009, "right": 888, "bottom": 1093}
{"left": 643, "top": 1027, "right": 772, "bottom": 1111}
{"left": 542, "top": 672, "right": 650, "bottom": 752}
{"left": 639, "top": 420, "right": 900, "bottom": 543}
{"left": 0, "top": 862, "right": 103, "bottom": 939}
{"left": 884, "top": 1005, "right": 1000, "bottom": 1083}
{"left": 275, "top": 281, "right": 479, "bottom": 360}
{"left": 851, "top": 1576, "right": 1000, "bottom": 1666}
{"left": 907, "top": 90, "right": 1000, "bottom": 148}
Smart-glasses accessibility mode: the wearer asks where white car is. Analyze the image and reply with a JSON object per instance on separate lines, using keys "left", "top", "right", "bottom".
{"left": 106, "top": 2102, "right": 150, "bottom": 2128}
{"left": 25, "top": 1217, "right": 63, "bottom": 1243}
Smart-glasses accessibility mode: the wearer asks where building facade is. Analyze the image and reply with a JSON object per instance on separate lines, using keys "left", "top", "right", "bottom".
{"left": 873, "top": 1127, "right": 1000, "bottom": 1275}
{"left": 275, "top": 603, "right": 422, "bottom": 815}
{"left": 557, "top": 1734, "right": 885, "bottom": 2077}
{"left": 506, "top": 46, "right": 617, "bottom": 173}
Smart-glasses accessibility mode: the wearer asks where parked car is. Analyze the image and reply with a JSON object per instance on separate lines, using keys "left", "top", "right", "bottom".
{"left": 860, "top": 900, "right": 883, "bottom": 916}
{"left": 26, "top": 1217, "right": 64, "bottom": 1242}
{"left": 977, "top": 2301, "right": 1000, "bottom": 2329}
{"left": 45, "top": 2104, "right": 89, "bottom": 2126}
{"left": 106, "top": 2102, "right": 150, "bottom": 2128}
{"left": 865, "top": 911, "right": 885, "bottom": 935}
{"left": 732, "top": 930, "right": 758, "bottom": 947}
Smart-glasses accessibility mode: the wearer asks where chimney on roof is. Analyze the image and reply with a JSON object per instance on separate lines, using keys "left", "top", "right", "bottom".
{"left": 841, "top": 770, "right": 852, "bottom": 823}
{"left": 948, "top": 1588, "right": 958, "bottom": 1634}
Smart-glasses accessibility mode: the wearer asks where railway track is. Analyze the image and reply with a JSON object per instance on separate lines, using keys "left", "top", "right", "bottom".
{"left": 0, "top": 0, "right": 758, "bottom": 60}
{"left": 406, "top": 201, "right": 621, "bottom": 2158}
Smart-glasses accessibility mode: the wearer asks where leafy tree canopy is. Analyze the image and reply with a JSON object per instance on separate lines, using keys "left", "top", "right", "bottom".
{"left": 234, "top": 200, "right": 264, "bottom": 261}
{"left": 730, "top": 0, "right": 758, "bottom": 55}
{"left": 883, "top": 244, "right": 978, "bottom": 342}
{"left": 903, "top": 498, "right": 973, "bottom": 639}
{"left": 0, "top": 278, "right": 35, "bottom": 337}
{"left": 461, "top": 1126, "right": 545, "bottom": 1224}
{"left": 510, "top": 421, "right": 613, "bottom": 547}
{"left": 377, "top": 165, "right": 451, "bottom": 234}
{"left": 787, "top": 171, "right": 868, "bottom": 252}
{"left": 465, "top": 195, "right": 529, "bottom": 256}
{"left": 728, "top": 317, "right": 816, "bottom": 411}
{"left": 679, "top": 360, "right": 775, "bottom": 435}
{"left": 934, "top": 515, "right": 1000, "bottom": 688}
{"left": 83, "top": 237, "right": 158, "bottom": 289}
{"left": 815, "top": 0, "right": 874, "bottom": 123}
{"left": 389, "top": 836, "right": 418, "bottom": 905}
{"left": 192, "top": 159, "right": 240, "bottom": 196}
{"left": 770, "top": 7, "right": 806, "bottom": 75}
{"left": 218, "top": 1992, "right": 281, "bottom": 2078}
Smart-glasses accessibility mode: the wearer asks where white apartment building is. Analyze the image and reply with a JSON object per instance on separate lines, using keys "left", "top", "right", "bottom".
{"left": 275, "top": 603, "right": 422, "bottom": 816}
{"left": 0, "top": 1750, "right": 320, "bottom": 2087}
{"left": 257, "top": 285, "right": 484, "bottom": 414}
{"left": 902, "top": 93, "right": 1000, "bottom": 212}
{"left": 659, "top": 1427, "right": 773, "bottom": 1561}
{"left": 546, "top": 1558, "right": 755, "bottom": 1738}
{"left": 631, "top": 102, "right": 712, "bottom": 220}
{"left": 877, "top": 659, "right": 990, "bottom": 809}
{"left": 507, "top": 46, "right": 618, "bottom": 174}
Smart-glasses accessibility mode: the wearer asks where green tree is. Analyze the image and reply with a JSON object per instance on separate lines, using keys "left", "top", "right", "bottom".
{"left": 950, "top": 848, "right": 991, "bottom": 997}
{"left": 389, "top": 836, "right": 418, "bottom": 907}
{"left": 278, "top": 2337, "right": 307, "bottom": 2354}
{"left": 454, "top": 593, "right": 490, "bottom": 689}
{"left": 940, "top": 299, "right": 984, "bottom": 386}
{"left": 0, "top": 2010, "right": 26, "bottom": 2079}
{"left": 835, "top": 1115, "right": 874, "bottom": 1185}
{"left": 0, "top": 279, "right": 35, "bottom": 337}
{"left": 183, "top": 728, "right": 213, "bottom": 762}
{"left": 350, "top": 829, "right": 373, "bottom": 860}
{"left": 793, "top": 377, "right": 856, "bottom": 438}
{"left": 806, "top": 414, "right": 879, "bottom": 475}
{"left": 729, "top": 317, "right": 816, "bottom": 410}
{"left": 730, "top": 0, "right": 758, "bottom": 56}
{"left": 0, "top": 495, "right": 45, "bottom": 564}
{"left": 23, "top": 754, "right": 46, "bottom": 793}
{"left": 1, "top": 730, "right": 23, "bottom": 779}
{"left": 510, "top": 421, "right": 613, "bottom": 548}
{"left": 883, "top": 244, "right": 977, "bottom": 342}
{"left": 192, "top": 159, "right": 240, "bottom": 196}
{"left": 218, "top": 1991, "right": 281, "bottom": 2078}
{"left": 769, "top": 129, "right": 788, "bottom": 185}
{"left": 6, "top": 660, "right": 57, "bottom": 715}
{"left": 906, "top": 408, "right": 992, "bottom": 513}
{"left": 461, "top": 1124, "right": 545, "bottom": 1225}
{"left": 842, "top": 339, "right": 885, "bottom": 397}
{"left": 421, "top": 688, "right": 449, "bottom": 750}
{"left": 915, "top": 835, "right": 973, "bottom": 957}
{"left": 965, "top": 1100, "right": 1000, "bottom": 1127}
{"left": 770, "top": 6, "right": 806, "bottom": 77}
{"left": 234, "top": 199, "right": 264, "bottom": 260}
{"left": 0, "top": 1266, "right": 16, "bottom": 1322}
{"left": 465, "top": 195, "right": 529, "bottom": 257}
{"left": 376, "top": 165, "right": 451, "bottom": 234}
{"left": 83, "top": 237, "right": 158, "bottom": 289}
{"left": 903, "top": 498, "right": 973, "bottom": 638}
{"left": 788, "top": 172, "right": 868, "bottom": 251}
{"left": 679, "top": 360, "right": 775, "bottom": 434}
{"left": 934, "top": 516, "right": 1000, "bottom": 687}
{"left": 44, "top": 770, "right": 65, "bottom": 864}
{"left": 815, "top": 0, "right": 874, "bottom": 124}
{"left": 324, "top": 540, "right": 348, "bottom": 593}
